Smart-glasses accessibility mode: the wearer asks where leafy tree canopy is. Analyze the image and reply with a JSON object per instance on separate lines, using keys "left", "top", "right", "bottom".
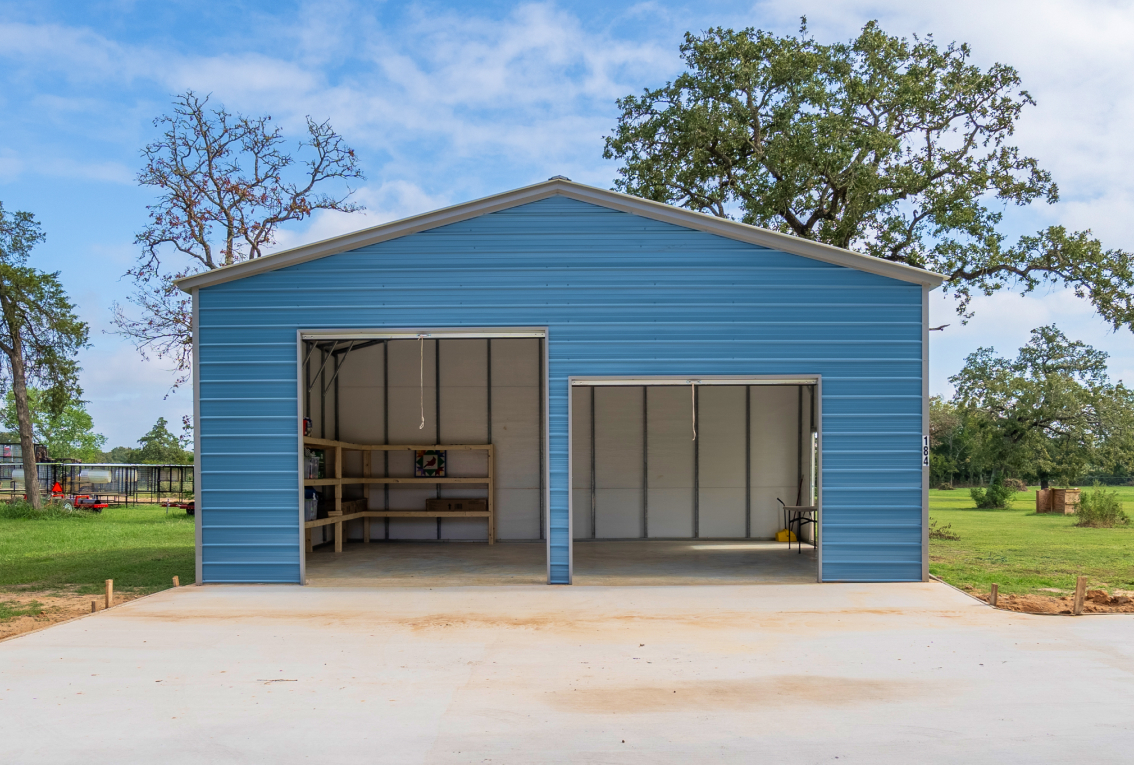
{"left": 0, "top": 202, "right": 88, "bottom": 506}
{"left": 130, "top": 417, "right": 192, "bottom": 465}
{"left": 102, "top": 445, "right": 137, "bottom": 464}
{"left": 0, "top": 388, "right": 106, "bottom": 463}
{"left": 605, "top": 20, "right": 1133, "bottom": 329}
{"left": 949, "top": 325, "right": 1134, "bottom": 486}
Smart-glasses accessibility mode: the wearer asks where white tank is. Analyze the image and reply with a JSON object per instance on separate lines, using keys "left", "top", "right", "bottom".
{"left": 80, "top": 469, "right": 113, "bottom": 484}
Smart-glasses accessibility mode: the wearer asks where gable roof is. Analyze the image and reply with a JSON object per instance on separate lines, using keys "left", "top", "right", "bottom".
{"left": 175, "top": 177, "right": 946, "bottom": 291}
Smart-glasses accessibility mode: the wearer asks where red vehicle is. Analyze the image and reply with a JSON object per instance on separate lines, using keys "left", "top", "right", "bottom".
{"left": 48, "top": 483, "right": 109, "bottom": 512}
{"left": 161, "top": 499, "right": 195, "bottom": 516}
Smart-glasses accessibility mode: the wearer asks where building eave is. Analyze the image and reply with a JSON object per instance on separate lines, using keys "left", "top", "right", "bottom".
{"left": 175, "top": 178, "right": 947, "bottom": 292}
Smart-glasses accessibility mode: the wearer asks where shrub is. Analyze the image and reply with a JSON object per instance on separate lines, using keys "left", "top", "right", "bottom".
{"left": 936, "top": 483, "right": 955, "bottom": 491}
{"left": 928, "top": 518, "right": 960, "bottom": 541}
{"left": 1075, "top": 486, "right": 1130, "bottom": 528}
{"left": 0, "top": 500, "right": 98, "bottom": 520}
{"left": 970, "top": 478, "right": 1017, "bottom": 509}
{"left": 1003, "top": 478, "right": 1027, "bottom": 492}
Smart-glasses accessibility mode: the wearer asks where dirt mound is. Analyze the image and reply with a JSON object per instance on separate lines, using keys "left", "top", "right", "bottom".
{"left": 0, "top": 589, "right": 143, "bottom": 641}
{"left": 980, "top": 589, "right": 1134, "bottom": 615}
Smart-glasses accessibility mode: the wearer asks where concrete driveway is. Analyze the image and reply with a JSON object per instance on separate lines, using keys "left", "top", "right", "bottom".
{"left": 1, "top": 582, "right": 1131, "bottom": 763}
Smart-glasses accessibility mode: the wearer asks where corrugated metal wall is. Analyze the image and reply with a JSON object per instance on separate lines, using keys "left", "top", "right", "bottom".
{"left": 196, "top": 195, "right": 925, "bottom": 584}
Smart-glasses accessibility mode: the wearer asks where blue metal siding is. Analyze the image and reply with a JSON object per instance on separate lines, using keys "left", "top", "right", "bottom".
{"left": 196, "top": 196, "right": 925, "bottom": 583}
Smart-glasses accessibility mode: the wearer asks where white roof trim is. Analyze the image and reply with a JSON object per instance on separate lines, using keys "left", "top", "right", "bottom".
{"left": 175, "top": 178, "right": 946, "bottom": 291}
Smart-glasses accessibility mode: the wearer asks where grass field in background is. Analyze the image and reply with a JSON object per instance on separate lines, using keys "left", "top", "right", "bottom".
{"left": 929, "top": 486, "right": 1134, "bottom": 596}
{"left": 0, "top": 504, "right": 195, "bottom": 596}
{"left": 0, "top": 489, "right": 1130, "bottom": 607}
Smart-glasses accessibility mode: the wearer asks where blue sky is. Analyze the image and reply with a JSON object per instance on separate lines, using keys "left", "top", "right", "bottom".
{"left": 1, "top": 0, "right": 1132, "bottom": 446}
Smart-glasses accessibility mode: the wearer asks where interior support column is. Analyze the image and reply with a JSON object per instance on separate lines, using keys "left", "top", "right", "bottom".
{"left": 304, "top": 343, "right": 311, "bottom": 420}
{"left": 590, "top": 386, "right": 596, "bottom": 540}
{"left": 383, "top": 340, "right": 389, "bottom": 540}
{"left": 319, "top": 348, "right": 326, "bottom": 439}
{"left": 642, "top": 386, "right": 648, "bottom": 539}
{"left": 745, "top": 385, "right": 751, "bottom": 538}
{"left": 693, "top": 384, "right": 700, "bottom": 538}
{"left": 538, "top": 338, "right": 545, "bottom": 541}
{"left": 797, "top": 385, "right": 804, "bottom": 505}
{"left": 436, "top": 339, "right": 441, "bottom": 540}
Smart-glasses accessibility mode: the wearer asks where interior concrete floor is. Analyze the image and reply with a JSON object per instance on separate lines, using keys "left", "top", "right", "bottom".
{"left": 3, "top": 582, "right": 1131, "bottom": 763}
{"left": 305, "top": 539, "right": 817, "bottom": 586}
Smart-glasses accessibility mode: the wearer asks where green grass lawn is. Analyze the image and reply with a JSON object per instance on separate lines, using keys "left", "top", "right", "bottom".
{"left": 929, "top": 486, "right": 1134, "bottom": 596}
{"left": 0, "top": 503, "right": 195, "bottom": 596}
{"left": 0, "top": 490, "right": 1128, "bottom": 602}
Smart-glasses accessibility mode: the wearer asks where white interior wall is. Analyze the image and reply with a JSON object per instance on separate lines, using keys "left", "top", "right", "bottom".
{"left": 594, "top": 387, "right": 644, "bottom": 538}
{"left": 749, "top": 386, "right": 802, "bottom": 539}
{"left": 438, "top": 339, "right": 489, "bottom": 540}
{"left": 571, "top": 387, "right": 593, "bottom": 538}
{"left": 338, "top": 344, "right": 384, "bottom": 542}
{"left": 386, "top": 339, "right": 439, "bottom": 539}
{"left": 645, "top": 386, "right": 695, "bottom": 537}
{"left": 490, "top": 339, "right": 542, "bottom": 540}
{"left": 698, "top": 386, "right": 747, "bottom": 537}
{"left": 304, "top": 337, "right": 542, "bottom": 543}
{"left": 571, "top": 383, "right": 814, "bottom": 540}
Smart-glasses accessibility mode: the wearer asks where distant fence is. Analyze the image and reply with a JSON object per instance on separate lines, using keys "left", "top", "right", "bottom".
{"left": 0, "top": 463, "right": 194, "bottom": 506}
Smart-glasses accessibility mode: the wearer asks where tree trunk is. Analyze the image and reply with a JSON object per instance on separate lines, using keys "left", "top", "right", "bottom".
{"left": 9, "top": 334, "right": 41, "bottom": 509}
{"left": 1040, "top": 475, "right": 1050, "bottom": 490}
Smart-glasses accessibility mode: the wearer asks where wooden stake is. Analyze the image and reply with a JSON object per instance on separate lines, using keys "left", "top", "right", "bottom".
{"left": 989, "top": 583, "right": 999, "bottom": 607}
{"left": 91, "top": 600, "right": 97, "bottom": 613}
{"left": 172, "top": 575, "right": 180, "bottom": 587}
{"left": 1073, "top": 575, "right": 1087, "bottom": 615}
{"left": 105, "top": 579, "right": 113, "bottom": 609}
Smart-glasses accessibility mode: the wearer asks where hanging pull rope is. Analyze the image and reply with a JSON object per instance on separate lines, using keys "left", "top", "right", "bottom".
{"left": 691, "top": 382, "right": 697, "bottom": 441}
{"left": 418, "top": 336, "right": 426, "bottom": 430}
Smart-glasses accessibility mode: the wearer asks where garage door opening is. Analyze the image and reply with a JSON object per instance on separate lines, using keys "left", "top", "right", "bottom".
{"left": 569, "top": 378, "right": 819, "bottom": 585}
{"left": 299, "top": 330, "right": 548, "bottom": 586}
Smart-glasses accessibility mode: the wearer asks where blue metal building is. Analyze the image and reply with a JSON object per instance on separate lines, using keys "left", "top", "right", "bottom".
{"left": 178, "top": 178, "right": 943, "bottom": 586}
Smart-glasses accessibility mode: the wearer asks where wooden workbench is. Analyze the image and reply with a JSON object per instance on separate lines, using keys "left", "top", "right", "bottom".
{"left": 302, "top": 438, "right": 494, "bottom": 552}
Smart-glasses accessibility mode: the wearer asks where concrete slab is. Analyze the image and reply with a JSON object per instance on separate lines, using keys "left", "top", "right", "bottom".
{"left": 305, "top": 539, "right": 816, "bottom": 586}
{"left": 2, "top": 582, "right": 1132, "bottom": 763}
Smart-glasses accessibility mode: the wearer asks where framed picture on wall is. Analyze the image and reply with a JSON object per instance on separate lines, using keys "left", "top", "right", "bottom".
{"left": 415, "top": 450, "right": 447, "bottom": 477}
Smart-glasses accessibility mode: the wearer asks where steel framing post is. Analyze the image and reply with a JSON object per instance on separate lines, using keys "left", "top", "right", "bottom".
{"left": 745, "top": 385, "right": 751, "bottom": 538}
{"left": 642, "top": 386, "right": 648, "bottom": 538}
{"left": 383, "top": 340, "right": 389, "bottom": 540}
{"left": 487, "top": 339, "right": 493, "bottom": 443}
{"left": 538, "top": 338, "right": 545, "bottom": 541}
{"left": 797, "top": 385, "right": 803, "bottom": 504}
{"left": 693, "top": 384, "right": 700, "bottom": 538}
{"left": 319, "top": 348, "right": 326, "bottom": 439}
{"left": 590, "top": 386, "right": 596, "bottom": 539}
{"left": 436, "top": 339, "right": 441, "bottom": 540}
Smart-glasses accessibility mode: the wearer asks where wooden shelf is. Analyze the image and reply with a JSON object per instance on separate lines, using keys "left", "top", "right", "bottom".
{"left": 305, "top": 510, "right": 490, "bottom": 529}
{"left": 303, "top": 437, "right": 491, "bottom": 452}
{"left": 303, "top": 476, "right": 489, "bottom": 487}
{"left": 302, "top": 437, "right": 494, "bottom": 552}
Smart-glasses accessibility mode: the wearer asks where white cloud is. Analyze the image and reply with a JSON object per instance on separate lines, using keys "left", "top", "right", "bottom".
{"left": 929, "top": 286, "right": 1134, "bottom": 395}
{"left": 268, "top": 180, "right": 454, "bottom": 252}
{"left": 76, "top": 339, "right": 191, "bottom": 448}
{"left": 0, "top": 5, "right": 672, "bottom": 188}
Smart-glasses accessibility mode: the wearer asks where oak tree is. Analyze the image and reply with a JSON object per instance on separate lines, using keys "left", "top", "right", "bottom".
{"left": 604, "top": 21, "right": 1133, "bottom": 328}
{"left": 114, "top": 91, "right": 366, "bottom": 385}
{"left": 950, "top": 325, "right": 1132, "bottom": 487}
